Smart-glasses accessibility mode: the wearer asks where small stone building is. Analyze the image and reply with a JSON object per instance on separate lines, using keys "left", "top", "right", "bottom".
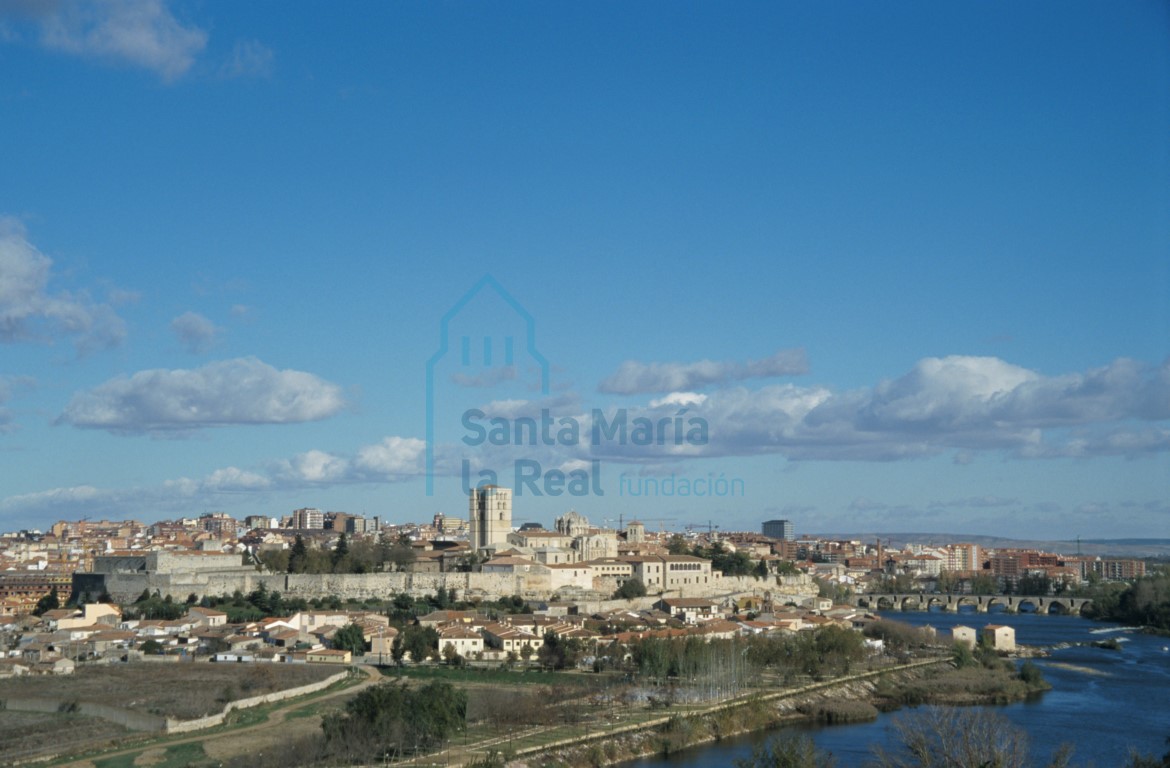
{"left": 951, "top": 625, "right": 978, "bottom": 649}
{"left": 983, "top": 624, "right": 1016, "bottom": 651}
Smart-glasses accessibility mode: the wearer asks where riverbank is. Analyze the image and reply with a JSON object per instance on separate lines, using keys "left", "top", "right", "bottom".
{"left": 497, "top": 653, "right": 1052, "bottom": 768}
{"left": 493, "top": 658, "right": 954, "bottom": 767}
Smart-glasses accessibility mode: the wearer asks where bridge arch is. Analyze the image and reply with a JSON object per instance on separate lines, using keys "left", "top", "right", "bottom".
{"left": 996, "top": 596, "right": 1040, "bottom": 614}
{"left": 924, "top": 595, "right": 948, "bottom": 611}
{"left": 984, "top": 595, "right": 1015, "bottom": 613}
{"left": 953, "top": 595, "right": 982, "bottom": 612}
{"left": 900, "top": 595, "right": 926, "bottom": 611}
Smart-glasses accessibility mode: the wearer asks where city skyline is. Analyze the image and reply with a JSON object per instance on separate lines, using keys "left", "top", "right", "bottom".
{"left": 0, "top": 2, "right": 1167, "bottom": 538}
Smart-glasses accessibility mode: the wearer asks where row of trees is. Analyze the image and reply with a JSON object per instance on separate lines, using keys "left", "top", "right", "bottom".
{"left": 258, "top": 532, "right": 416, "bottom": 575}
{"left": 618, "top": 625, "right": 868, "bottom": 691}
{"left": 1083, "top": 570, "right": 1170, "bottom": 631}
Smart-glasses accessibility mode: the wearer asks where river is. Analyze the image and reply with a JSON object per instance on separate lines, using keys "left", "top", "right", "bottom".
{"left": 624, "top": 608, "right": 1170, "bottom": 767}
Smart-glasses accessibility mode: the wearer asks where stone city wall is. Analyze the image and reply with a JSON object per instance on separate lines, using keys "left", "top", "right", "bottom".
{"left": 96, "top": 569, "right": 814, "bottom": 604}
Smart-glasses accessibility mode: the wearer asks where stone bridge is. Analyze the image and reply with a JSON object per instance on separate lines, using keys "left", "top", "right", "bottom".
{"left": 852, "top": 593, "right": 1094, "bottom": 615}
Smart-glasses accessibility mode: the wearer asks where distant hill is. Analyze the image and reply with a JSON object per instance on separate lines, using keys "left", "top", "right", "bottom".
{"left": 809, "top": 532, "right": 1170, "bottom": 559}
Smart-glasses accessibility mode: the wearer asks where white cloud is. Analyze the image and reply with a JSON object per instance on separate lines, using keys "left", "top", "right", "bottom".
{"left": 8, "top": 0, "right": 209, "bottom": 81}
{"left": 0, "top": 216, "right": 126, "bottom": 352}
{"left": 589, "top": 355, "right": 1170, "bottom": 462}
{"left": 202, "top": 466, "right": 271, "bottom": 491}
{"left": 58, "top": 357, "right": 346, "bottom": 433}
{"left": 1, "top": 484, "right": 104, "bottom": 510}
{"left": 282, "top": 450, "right": 350, "bottom": 483}
{"left": 599, "top": 348, "right": 808, "bottom": 394}
{"left": 219, "top": 38, "right": 273, "bottom": 78}
{"left": 650, "top": 392, "right": 707, "bottom": 408}
{"left": 170, "top": 310, "right": 219, "bottom": 354}
{"left": 354, "top": 437, "right": 426, "bottom": 478}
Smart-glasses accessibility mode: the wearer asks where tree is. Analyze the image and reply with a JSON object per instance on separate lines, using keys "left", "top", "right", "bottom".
{"left": 735, "top": 734, "right": 832, "bottom": 768}
{"left": 969, "top": 572, "right": 999, "bottom": 595}
{"left": 33, "top": 586, "right": 60, "bottom": 616}
{"left": 332, "top": 532, "right": 350, "bottom": 571}
{"left": 139, "top": 638, "right": 164, "bottom": 655}
{"left": 334, "top": 623, "right": 367, "bottom": 656}
{"left": 870, "top": 707, "right": 1039, "bottom": 768}
{"left": 289, "top": 535, "right": 309, "bottom": 574}
{"left": 815, "top": 577, "right": 853, "bottom": 604}
{"left": 389, "top": 593, "right": 416, "bottom": 621}
{"left": 1123, "top": 736, "right": 1170, "bottom": 767}
{"left": 613, "top": 578, "right": 647, "bottom": 600}
{"left": 667, "top": 534, "right": 690, "bottom": 555}
{"left": 399, "top": 625, "right": 439, "bottom": 663}
{"left": 323, "top": 680, "right": 466, "bottom": 761}
{"left": 1017, "top": 572, "right": 1052, "bottom": 596}
{"left": 936, "top": 569, "right": 959, "bottom": 594}
{"left": 387, "top": 534, "right": 416, "bottom": 572}
{"left": 951, "top": 641, "right": 976, "bottom": 669}
{"left": 442, "top": 642, "right": 462, "bottom": 666}
{"left": 537, "top": 632, "right": 583, "bottom": 670}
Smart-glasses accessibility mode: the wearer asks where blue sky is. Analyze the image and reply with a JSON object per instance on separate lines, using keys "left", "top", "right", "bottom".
{"left": 1, "top": 1, "right": 1167, "bottom": 539}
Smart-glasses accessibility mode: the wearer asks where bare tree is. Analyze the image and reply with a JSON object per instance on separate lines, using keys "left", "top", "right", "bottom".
{"left": 870, "top": 707, "right": 1032, "bottom": 768}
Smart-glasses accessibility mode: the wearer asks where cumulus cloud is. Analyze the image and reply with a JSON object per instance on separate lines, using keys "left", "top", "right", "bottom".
{"left": 58, "top": 357, "right": 346, "bottom": 433}
{"left": 170, "top": 310, "right": 219, "bottom": 354}
{"left": 202, "top": 466, "right": 270, "bottom": 491}
{"left": 0, "top": 433, "right": 426, "bottom": 526}
{"left": 354, "top": 437, "right": 426, "bottom": 478}
{"left": 650, "top": 392, "right": 707, "bottom": 409}
{"left": 587, "top": 355, "right": 1170, "bottom": 462}
{"left": 599, "top": 348, "right": 808, "bottom": 394}
{"left": 0, "top": 217, "right": 126, "bottom": 352}
{"left": 1, "top": 484, "right": 103, "bottom": 508}
{"left": 0, "top": 0, "right": 208, "bottom": 81}
{"left": 185, "top": 436, "right": 426, "bottom": 495}
{"left": 283, "top": 450, "right": 350, "bottom": 483}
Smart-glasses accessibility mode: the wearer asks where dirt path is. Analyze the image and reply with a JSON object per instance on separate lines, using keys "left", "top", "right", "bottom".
{"left": 45, "top": 665, "right": 383, "bottom": 768}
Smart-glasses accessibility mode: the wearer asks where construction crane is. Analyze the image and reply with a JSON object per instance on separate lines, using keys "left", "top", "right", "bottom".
{"left": 642, "top": 517, "right": 678, "bottom": 533}
{"left": 685, "top": 520, "right": 721, "bottom": 535}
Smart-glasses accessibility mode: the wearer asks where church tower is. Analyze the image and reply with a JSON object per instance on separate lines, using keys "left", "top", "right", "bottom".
{"left": 469, "top": 485, "right": 512, "bottom": 551}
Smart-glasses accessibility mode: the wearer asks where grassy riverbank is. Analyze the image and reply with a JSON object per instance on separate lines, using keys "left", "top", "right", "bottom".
{"left": 505, "top": 655, "right": 1049, "bottom": 768}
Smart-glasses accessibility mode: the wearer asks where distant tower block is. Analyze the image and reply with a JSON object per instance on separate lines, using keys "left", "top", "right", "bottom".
{"left": 626, "top": 520, "right": 646, "bottom": 544}
{"left": 762, "top": 519, "right": 794, "bottom": 541}
{"left": 469, "top": 485, "right": 512, "bottom": 550}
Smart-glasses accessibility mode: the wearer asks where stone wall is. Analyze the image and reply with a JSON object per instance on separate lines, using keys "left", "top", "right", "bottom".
{"left": 165, "top": 669, "right": 347, "bottom": 733}
{"left": 93, "top": 568, "right": 815, "bottom": 604}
